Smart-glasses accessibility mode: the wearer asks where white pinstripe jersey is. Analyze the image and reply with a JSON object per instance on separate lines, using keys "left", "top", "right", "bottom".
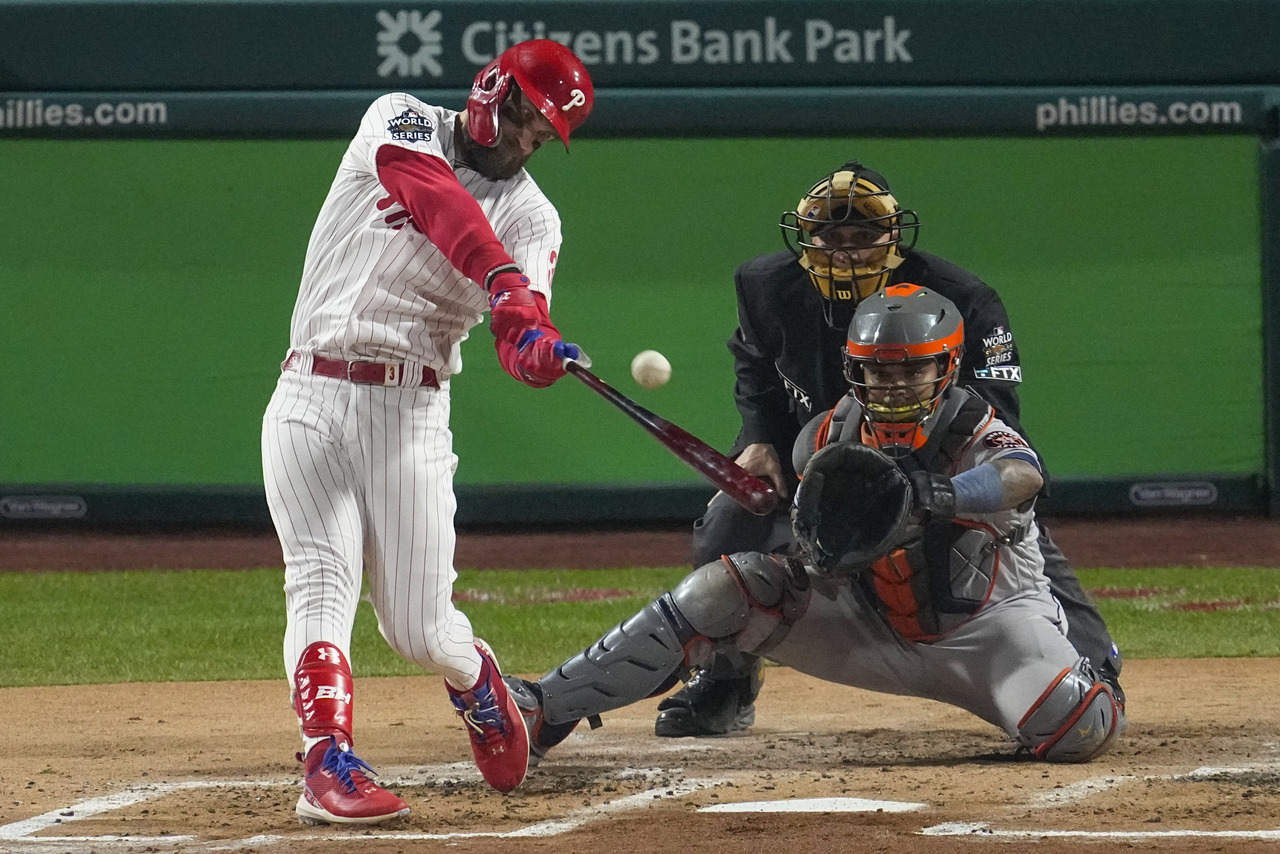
{"left": 286, "top": 92, "right": 563, "bottom": 379}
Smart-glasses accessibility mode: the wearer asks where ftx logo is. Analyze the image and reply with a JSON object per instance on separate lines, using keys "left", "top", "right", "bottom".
{"left": 377, "top": 9, "right": 444, "bottom": 77}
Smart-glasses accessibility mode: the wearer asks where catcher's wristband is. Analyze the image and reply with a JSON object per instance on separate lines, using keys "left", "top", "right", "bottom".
{"left": 950, "top": 463, "right": 1005, "bottom": 514}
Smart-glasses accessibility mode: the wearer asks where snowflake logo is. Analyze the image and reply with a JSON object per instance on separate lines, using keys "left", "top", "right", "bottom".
{"left": 376, "top": 9, "right": 444, "bottom": 78}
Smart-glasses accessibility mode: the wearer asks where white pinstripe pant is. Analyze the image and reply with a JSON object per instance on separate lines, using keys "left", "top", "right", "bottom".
{"left": 262, "top": 369, "right": 482, "bottom": 692}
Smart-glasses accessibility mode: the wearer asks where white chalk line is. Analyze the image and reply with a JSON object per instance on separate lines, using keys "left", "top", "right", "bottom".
{"left": 0, "top": 768, "right": 726, "bottom": 849}
{"left": 11, "top": 760, "right": 1280, "bottom": 847}
{"left": 1027, "top": 775, "right": 1137, "bottom": 806}
{"left": 924, "top": 760, "right": 1280, "bottom": 840}
{"left": 0, "top": 780, "right": 255, "bottom": 841}
{"left": 922, "top": 823, "right": 1280, "bottom": 840}
{"left": 1026, "top": 761, "right": 1280, "bottom": 808}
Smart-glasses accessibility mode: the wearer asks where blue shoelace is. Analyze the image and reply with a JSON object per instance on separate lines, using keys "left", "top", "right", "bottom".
{"left": 320, "top": 742, "right": 378, "bottom": 793}
{"left": 452, "top": 680, "right": 509, "bottom": 741}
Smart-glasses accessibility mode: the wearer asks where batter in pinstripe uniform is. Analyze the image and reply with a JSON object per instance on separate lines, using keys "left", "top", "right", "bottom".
{"left": 261, "top": 40, "right": 592, "bottom": 825}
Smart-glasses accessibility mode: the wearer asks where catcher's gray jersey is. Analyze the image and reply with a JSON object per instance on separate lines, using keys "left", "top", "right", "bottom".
{"left": 794, "top": 388, "right": 1050, "bottom": 629}
{"left": 771, "top": 388, "right": 1079, "bottom": 741}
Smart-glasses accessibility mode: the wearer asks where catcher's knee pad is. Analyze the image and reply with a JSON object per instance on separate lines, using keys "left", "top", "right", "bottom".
{"left": 671, "top": 552, "right": 810, "bottom": 657}
{"left": 538, "top": 595, "right": 696, "bottom": 726}
{"left": 1018, "top": 658, "right": 1126, "bottom": 762}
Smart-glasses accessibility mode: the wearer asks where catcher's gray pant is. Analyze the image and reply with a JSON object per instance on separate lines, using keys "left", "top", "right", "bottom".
{"left": 769, "top": 579, "right": 1078, "bottom": 740}
{"left": 690, "top": 492, "right": 1123, "bottom": 685}
{"left": 538, "top": 554, "right": 1122, "bottom": 760}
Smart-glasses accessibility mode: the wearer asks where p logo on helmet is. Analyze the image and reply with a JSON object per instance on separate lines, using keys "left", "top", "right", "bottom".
{"left": 780, "top": 161, "right": 921, "bottom": 319}
{"left": 467, "top": 40, "right": 594, "bottom": 150}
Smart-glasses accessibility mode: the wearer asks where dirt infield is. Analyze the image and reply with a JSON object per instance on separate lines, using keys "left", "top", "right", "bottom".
{"left": 3, "top": 513, "right": 1280, "bottom": 571}
{"left": 3, "top": 515, "right": 1279, "bottom": 852}
{"left": 6, "top": 661, "right": 1280, "bottom": 853}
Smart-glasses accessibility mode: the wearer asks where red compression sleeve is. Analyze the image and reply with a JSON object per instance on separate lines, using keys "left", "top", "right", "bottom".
{"left": 375, "top": 144, "right": 517, "bottom": 286}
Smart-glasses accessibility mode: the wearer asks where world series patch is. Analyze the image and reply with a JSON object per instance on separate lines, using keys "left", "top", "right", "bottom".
{"left": 981, "top": 325, "right": 1015, "bottom": 366}
{"left": 387, "top": 109, "right": 434, "bottom": 142}
{"left": 983, "top": 430, "right": 1028, "bottom": 449}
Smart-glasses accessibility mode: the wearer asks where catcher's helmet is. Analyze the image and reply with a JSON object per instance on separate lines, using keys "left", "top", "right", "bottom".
{"left": 467, "top": 40, "right": 594, "bottom": 149}
{"left": 843, "top": 284, "right": 963, "bottom": 456}
{"left": 780, "top": 161, "right": 920, "bottom": 324}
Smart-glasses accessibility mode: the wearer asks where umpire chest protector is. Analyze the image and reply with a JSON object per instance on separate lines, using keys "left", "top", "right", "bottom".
{"left": 797, "top": 387, "right": 1011, "bottom": 642}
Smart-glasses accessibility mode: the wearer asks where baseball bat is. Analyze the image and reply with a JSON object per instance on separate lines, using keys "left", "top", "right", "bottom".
{"left": 565, "top": 360, "right": 780, "bottom": 516}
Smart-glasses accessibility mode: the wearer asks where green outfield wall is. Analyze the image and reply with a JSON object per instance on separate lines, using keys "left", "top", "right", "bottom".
{"left": 0, "top": 135, "right": 1264, "bottom": 522}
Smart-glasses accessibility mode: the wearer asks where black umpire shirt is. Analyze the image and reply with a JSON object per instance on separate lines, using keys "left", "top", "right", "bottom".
{"left": 727, "top": 249, "right": 1028, "bottom": 480}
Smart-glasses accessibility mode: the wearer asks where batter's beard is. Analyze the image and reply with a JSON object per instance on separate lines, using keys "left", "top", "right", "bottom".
{"left": 455, "top": 122, "right": 527, "bottom": 181}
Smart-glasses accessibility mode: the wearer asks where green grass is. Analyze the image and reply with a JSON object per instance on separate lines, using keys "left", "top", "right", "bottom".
{"left": 1077, "top": 567, "right": 1280, "bottom": 659}
{"left": 2, "top": 566, "right": 1278, "bottom": 688}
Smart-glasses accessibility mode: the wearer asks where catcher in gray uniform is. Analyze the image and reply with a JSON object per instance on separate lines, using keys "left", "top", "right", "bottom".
{"left": 507, "top": 284, "right": 1126, "bottom": 766}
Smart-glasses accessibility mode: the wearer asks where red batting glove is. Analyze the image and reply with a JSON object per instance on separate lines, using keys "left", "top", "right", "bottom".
{"left": 516, "top": 331, "right": 572, "bottom": 386}
{"left": 488, "top": 272, "right": 549, "bottom": 348}
{"left": 495, "top": 330, "right": 585, "bottom": 388}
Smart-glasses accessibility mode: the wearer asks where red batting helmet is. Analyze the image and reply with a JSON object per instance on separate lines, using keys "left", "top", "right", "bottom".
{"left": 467, "top": 40, "right": 594, "bottom": 149}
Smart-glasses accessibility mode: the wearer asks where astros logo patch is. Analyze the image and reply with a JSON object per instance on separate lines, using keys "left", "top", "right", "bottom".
{"left": 388, "top": 108, "right": 434, "bottom": 142}
{"left": 983, "top": 430, "right": 1028, "bottom": 449}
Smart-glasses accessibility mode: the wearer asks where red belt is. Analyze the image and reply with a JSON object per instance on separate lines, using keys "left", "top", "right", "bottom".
{"left": 283, "top": 351, "right": 439, "bottom": 388}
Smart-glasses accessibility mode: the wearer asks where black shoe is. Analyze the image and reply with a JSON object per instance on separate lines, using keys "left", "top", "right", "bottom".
{"left": 1102, "top": 674, "right": 1126, "bottom": 712}
{"left": 1097, "top": 658, "right": 1125, "bottom": 711}
{"left": 654, "top": 666, "right": 760, "bottom": 738}
{"left": 502, "top": 677, "right": 579, "bottom": 766}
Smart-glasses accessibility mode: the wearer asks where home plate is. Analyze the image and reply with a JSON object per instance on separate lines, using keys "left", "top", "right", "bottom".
{"left": 700, "top": 797, "right": 926, "bottom": 814}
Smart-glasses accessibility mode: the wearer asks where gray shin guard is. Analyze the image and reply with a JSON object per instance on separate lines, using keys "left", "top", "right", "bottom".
{"left": 538, "top": 594, "right": 696, "bottom": 726}
{"left": 1018, "top": 658, "right": 1126, "bottom": 762}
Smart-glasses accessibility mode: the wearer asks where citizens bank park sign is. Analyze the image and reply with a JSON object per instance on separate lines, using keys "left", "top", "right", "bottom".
{"left": 0, "top": 1, "right": 1275, "bottom": 91}
{"left": 373, "top": 11, "right": 915, "bottom": 77}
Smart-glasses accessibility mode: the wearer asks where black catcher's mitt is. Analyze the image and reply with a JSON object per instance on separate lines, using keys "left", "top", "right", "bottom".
{"left": 791, "top": 442, "right": 914, "bottom": 574}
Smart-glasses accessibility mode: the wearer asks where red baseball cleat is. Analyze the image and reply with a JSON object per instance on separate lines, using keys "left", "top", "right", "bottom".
{"left": 295, "top": 736, "right": 410, "bottom": 825}
{"left": 447, "top": 640, "right": 530, "bottom": 792}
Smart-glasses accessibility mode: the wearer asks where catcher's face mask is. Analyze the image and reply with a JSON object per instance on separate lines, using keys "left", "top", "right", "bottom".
{"left": 860, "top": 359, "right": 942, "bottom": 422}
{"left": 843, "top": 284, "right": 964, "bottom": 456}
{"left": 780, "top": 162, "right": 920, "bottom": 327}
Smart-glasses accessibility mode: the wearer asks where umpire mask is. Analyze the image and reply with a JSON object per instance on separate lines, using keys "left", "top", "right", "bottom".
{"left": 843, "top": 284, "right": 963, "bottom": 457}
{"left": 780, "top": 161, "right": 920, "bottom": 328}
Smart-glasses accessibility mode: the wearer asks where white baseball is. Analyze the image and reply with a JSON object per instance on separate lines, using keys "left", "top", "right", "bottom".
{"left": 630, "top": 349, "right": 672, "bottom": 389}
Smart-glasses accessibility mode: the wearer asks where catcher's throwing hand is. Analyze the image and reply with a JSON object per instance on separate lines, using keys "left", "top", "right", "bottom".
{"left": 791, "top": 442, "right": 914, "bottom": 574}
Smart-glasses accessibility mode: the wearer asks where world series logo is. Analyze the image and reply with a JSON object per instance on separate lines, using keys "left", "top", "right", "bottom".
{"left": 387, "top": 109, "right": 434, "bottom": 142}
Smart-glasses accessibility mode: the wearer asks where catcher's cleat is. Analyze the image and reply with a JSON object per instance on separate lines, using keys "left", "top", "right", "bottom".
{"left": 295, "top": 735, "right": 409, "bottom": 825}
{"left": 503, "top": 676, "right": 580, "bottom": 766}
{"left": 448, "top": 640, "right": 530, "bottom": 792}
{"left": 654, "top": 666, "right": 759, "bottom": 738}
{"left": 1099, "top": 666, "right": 1126, "bottom": 712}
